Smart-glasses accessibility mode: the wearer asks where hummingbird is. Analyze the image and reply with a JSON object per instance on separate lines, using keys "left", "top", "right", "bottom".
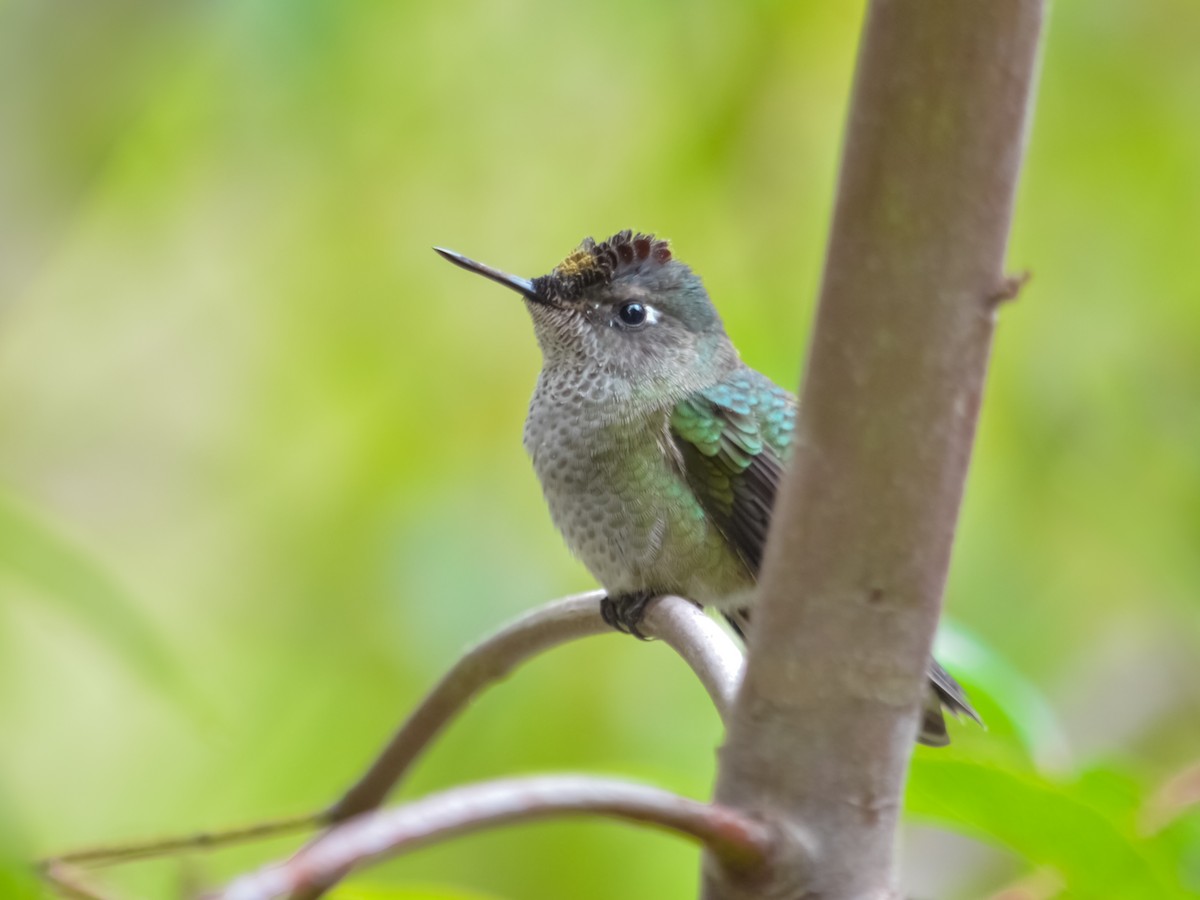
{"left": 436, "top": 230, "right": 979, "bottom": 745}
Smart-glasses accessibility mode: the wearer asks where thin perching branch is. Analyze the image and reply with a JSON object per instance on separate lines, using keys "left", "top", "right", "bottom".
{"left": 37, "top": 591, "right": 740, "bottom": 896}
{"left": 705, "top": 3, "right": 1045, "bottom": 899}
{"left": 292, "top": 591, "right": 741, "bottom": 900}
{"left": 325, "top": 591, "right": 740, "bottom": 824}
{"left": 640, "top": 592, "right": 745, "bottom": 716}
{"left": 217, "top": 776, "right": 778, "bottom": 900}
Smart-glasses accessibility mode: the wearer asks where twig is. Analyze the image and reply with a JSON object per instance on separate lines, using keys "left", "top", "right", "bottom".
{"left": 324, "top": 591, "right": 740, "bottom": 824}
{"left": 639, "top": 593, "right": 745, "bottom": 715}
{"left": 217, "top": 776, "right": 777, "bottom": 900}
{"left": 38, "top": 590, "right": 740, "bottom": 898}
{"left": 40, "top": 860, "right": 117, "bottom": 900}
{"left": 989, "top": 269, "right": 1033, "bottom": 309}
{"left": 294, "top": 591, "right": 741, "bottom": 900}
{"left": 44, "top": 812, "right": 321, "bottom": 869}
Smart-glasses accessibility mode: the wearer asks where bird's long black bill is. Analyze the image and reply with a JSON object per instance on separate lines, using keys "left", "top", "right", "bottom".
{"left": 434, "top": 247, "right": 538, "bottom": 299}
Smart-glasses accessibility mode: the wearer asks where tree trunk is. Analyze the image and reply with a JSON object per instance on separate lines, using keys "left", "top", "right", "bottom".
{"left": 702, "top": 3, "right": 1045, "bottom": 897}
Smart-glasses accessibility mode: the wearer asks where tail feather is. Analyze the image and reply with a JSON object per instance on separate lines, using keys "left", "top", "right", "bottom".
{"left": 728, "top": 607, "right": 981, "bottom": 747}
{"left": 927, "top": 658, "right": 982, "bottom": 723}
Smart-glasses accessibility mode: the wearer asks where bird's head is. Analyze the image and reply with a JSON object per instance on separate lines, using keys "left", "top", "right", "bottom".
{"left": 436, "top": 230, "right": 739, "bottom": 407}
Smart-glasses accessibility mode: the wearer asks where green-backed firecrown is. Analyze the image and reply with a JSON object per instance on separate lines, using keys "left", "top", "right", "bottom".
{"left": 437, "top": 230, "right": 979, "bottom": 745}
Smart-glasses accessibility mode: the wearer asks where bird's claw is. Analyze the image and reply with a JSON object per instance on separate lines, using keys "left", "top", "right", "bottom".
{"left": 600, "top": 591, "right": 658, "bottom": 641}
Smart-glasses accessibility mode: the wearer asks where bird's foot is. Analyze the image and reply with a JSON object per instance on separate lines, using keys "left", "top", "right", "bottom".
{"left": 600, "top": 590, "right": 659, "bottom": 641}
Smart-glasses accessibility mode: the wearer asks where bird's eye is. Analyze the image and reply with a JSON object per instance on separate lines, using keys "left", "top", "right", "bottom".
{"left": 617, "top": 301, "right": 648, "bottom": 327}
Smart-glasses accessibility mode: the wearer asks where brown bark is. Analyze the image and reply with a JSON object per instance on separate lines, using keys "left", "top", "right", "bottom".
{"left": 703, "top": 3, "right": 1044, "bottom": 897}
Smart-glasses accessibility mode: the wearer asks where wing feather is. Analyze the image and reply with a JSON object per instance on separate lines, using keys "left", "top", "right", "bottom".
{"left": 669, "top": 370, "right": 980, "bottom": 745}
{"left": 669, "top": 371, "right": 793, "bottom": 574}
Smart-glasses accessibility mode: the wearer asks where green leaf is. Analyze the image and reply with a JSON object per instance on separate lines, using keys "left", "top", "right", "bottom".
{"left": 0, "top": 491, "right": 188, "bottom": 700}
{"left": 908, "top": 757, "right": 1186, "bottom": 899}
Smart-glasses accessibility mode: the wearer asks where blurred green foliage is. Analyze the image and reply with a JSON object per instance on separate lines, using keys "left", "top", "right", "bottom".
{"left": 1, "top": 2, "right": 1198, "bottom": 898}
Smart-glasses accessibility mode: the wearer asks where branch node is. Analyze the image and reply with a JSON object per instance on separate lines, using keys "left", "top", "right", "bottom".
{"left": 989, "top": 269, "right": 1032, "bottom": 309}
{"left": 702, "top": 815, "right": 817, "bottom": 900}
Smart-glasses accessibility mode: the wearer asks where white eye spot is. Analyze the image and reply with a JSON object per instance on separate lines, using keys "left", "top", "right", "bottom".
{"left": 644, "top": 305, "right": 660, "bottom": 325}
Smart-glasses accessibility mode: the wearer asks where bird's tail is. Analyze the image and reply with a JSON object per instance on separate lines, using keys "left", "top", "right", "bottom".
{"left": 922, "top": 658, "right": 984, "bottom": 747}
{"left": 726, "top": 607, "right": 982, "bottom": 747}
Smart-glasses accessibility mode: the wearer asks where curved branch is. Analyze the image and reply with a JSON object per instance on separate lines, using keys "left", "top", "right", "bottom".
{"left": 642, "top": 594, "right": 744, "bottom": 715}
{"left": 325, "top": 591, "right": 740, "bottom": 824}
{"left": 38, "top": 590, "right": 741, "bottom": 900}
{"left": 219, "top": 776, "right": 775, "bottom": 900}
{"left": 289, "top": 592, "right": 741, "bottom": 900}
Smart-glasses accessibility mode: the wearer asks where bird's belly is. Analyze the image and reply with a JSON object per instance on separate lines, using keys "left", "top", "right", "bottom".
{"left": 525, "top": 416, "right": 751, "bottom": 606}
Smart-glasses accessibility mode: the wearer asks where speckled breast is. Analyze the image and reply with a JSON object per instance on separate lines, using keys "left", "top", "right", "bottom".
{"left": 522, "top": 381, "right": 753, "bottom": 606}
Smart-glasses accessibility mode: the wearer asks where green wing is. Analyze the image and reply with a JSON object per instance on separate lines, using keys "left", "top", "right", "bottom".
{"left": 669, "top": 369, "right": 796, "bottom": 575}
{"left": 672, "top": 371, "right": 981, "bottom": 744}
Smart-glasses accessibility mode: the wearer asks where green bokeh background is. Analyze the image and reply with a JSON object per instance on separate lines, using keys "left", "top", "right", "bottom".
{"left": 2, "top": 2, "right": 1198, "bottom": 898}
